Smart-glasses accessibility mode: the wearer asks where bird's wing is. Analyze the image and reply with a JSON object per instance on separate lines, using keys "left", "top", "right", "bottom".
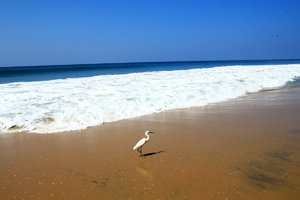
{"left": 133, "top": 138, "right": 146, "bottom": 150}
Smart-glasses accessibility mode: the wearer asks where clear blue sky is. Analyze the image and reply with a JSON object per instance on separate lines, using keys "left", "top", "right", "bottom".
{"left": 0, "top": 0, "right": 300, "bottom": 67}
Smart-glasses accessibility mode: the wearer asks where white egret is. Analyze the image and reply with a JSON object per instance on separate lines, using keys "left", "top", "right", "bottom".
{"left": 133, "top": 131, "right": 154, "bottom": 156}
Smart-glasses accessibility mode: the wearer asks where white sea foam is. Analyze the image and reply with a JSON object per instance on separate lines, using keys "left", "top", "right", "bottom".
{"left": 1, "top": 64, "right": 300, "bottom": 133}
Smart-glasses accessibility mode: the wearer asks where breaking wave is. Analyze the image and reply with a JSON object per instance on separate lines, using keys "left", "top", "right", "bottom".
{"left": 0, "top": 64, "right": 300, "bottom": 133}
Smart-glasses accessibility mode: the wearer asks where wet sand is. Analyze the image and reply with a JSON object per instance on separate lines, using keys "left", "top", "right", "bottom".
{"left": 1, "top": 88, "right": 300, "bottom": 200}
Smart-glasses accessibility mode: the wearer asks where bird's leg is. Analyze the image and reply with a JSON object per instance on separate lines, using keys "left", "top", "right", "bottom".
{"left": 138, "top": 147, "right": 144, "bottom": 157}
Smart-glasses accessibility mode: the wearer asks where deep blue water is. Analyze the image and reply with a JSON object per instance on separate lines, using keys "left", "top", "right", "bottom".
{"left": 0, "top": 59, "right": 300, "bottom": 84}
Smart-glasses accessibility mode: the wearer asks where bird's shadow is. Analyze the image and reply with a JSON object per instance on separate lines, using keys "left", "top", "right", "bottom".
{"left": 142, "top": 151, "right": 165, "bottom": 157}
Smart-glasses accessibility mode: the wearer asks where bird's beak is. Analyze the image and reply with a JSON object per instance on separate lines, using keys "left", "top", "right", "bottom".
{"left": 149, "top": 131, "right": 154, "bottom": 134}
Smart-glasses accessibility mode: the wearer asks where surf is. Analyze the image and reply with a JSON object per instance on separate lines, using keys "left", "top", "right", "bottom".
{"left": 0, "top": 64, "right": 300, "bottom": 133}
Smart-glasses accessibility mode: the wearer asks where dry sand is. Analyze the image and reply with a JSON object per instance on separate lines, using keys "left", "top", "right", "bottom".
{"left": 1, "top": 88, "right": 300, "bottom": 200}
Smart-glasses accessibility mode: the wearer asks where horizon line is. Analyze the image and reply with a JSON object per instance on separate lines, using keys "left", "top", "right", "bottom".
{"left": 1, "top": 58, "right": 300, "bottom": 68}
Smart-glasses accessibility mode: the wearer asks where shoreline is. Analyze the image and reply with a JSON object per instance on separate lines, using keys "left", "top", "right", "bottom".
{"left": 3, "top": 86, "right": 294, "bottom": 136}
{"left": 1, "top": 88, "right": 300, "bottom": 199}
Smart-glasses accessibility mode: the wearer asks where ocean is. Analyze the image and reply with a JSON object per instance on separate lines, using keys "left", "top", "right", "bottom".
{"left": 1, "top": 59, "right": 300, "bottom": 134}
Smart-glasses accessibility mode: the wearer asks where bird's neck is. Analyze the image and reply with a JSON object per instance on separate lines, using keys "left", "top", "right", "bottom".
{"left": 145, "top": 133, "right": 150, "bottom": 141}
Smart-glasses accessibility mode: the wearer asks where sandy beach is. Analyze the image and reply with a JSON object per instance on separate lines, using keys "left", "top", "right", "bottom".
{"left": 1, "top": 87, "right": 300, "bottom": 200}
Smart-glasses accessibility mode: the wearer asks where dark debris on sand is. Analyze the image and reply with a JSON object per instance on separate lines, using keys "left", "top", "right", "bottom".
{"left": 236, "top": 147, "right": 295, "bottom": 190}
